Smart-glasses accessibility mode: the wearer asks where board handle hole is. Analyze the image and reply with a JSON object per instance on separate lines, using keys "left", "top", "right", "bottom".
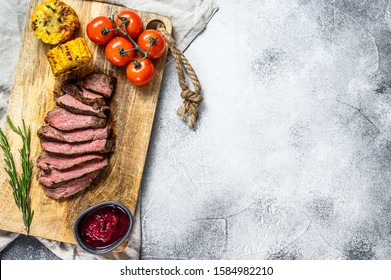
{"left": 146, "top": 20, "right": 165, "bottom": 30}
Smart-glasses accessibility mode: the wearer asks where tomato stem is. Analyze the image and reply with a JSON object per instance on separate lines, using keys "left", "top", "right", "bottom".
{"left": 147, "top": 41, "right": 156, "bottom": 55}
{"left": 109, "top": 15, "right": 149, "bottom": 60}
{"left": 133, "top": 60, "right": 142, "bottom": 69}
{"left": 118, "top": 47, "right": 137, "bottom": 57}
{"left": 149, "top": 37, "right": 157, "bottom": 46}
{"left": 101, "top": 27, "right": 116, "bottom": 36}
{"left": 118, "top": 16, "right": 130, "bottom": 25}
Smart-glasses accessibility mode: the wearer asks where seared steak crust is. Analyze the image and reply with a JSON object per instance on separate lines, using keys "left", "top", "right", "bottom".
{"left": 37, "top": 158, "right": 108, "bottom": 188}
{"left": 37, "top": 152, "right": 105, "bottom": 172}
{"left": 38, "top": 125, "right": 110, "bottom": 143}
{"left": 43, "top": 170, "right": 101, "bottom": 199}
{"left": 61, "top": 82, "right": 106, "bottom": 109}
{"left": 45, "top": 108, "right": 106, "bottom": 131}
{"left": 41, "top": 138, "right": 114, "bottom": 155}
{"left": 56, "top": 94, "right": 109, "bottom": 118}
{"left": 78, "top": 73, "right": 117, "bottom": 98}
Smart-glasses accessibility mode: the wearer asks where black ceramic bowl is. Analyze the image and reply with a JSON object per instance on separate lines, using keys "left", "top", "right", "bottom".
{"left": 74, "top": 201, "right": 133, "bottom": 255}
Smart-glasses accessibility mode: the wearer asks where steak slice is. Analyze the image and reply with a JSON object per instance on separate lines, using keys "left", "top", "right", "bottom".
{"left": 37, "top": 151, "right": 105, "bottom": 172}
{"left": 41, "top": 138, "right": 114, "bottom": 155}
{"left": 38, "top": 125, "right": 110, "bottom": 143}
{"left": 78, "top": 73, "right": 117, "bottom": 98}
{"left": 45, "top": 108, "right": 106, "bottom": 131}
{"left": 56, "top": 94, "right": 109, "bottom": 118}
{"left": 37, "top": 158, "right": 108, "bottom": 188}
{"left": 61, "top": 82, "right": 106, "bottom": 109}
{"left": 43, "top": 170, "right": 101, "bottom": 199}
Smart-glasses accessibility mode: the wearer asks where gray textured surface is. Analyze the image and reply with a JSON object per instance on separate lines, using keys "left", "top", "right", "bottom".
{"left": 0, "top": 235, "right": 59, "bottom": 260}
{"left": 140, "top": 0, "right": 391, "bottom": 260}
{"left": 2, "top": 0, "right": 391, "bottom": 259}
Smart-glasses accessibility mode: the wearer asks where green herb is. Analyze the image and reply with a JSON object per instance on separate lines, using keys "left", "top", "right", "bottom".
{"left": 43, "top": 20, "right": 48, "bottom": 26}
{"left": 45, "top": 5, "right": 56, "bottom": 13}
{"left": 57, "top": 17, "right": 62, "bottom": 23}
{"left": 75, "top": 55, "right": 79, "bottom": 61}
{"left": 0, "top": 117, "right": 34, "bottom": 234}
{"left": 46, "top": 30, "right": 50, "bottom": 35}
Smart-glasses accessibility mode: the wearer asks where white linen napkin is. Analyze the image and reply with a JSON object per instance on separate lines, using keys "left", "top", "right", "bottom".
{"left": 0, "top": 0, "right": 218, "bottom": 259}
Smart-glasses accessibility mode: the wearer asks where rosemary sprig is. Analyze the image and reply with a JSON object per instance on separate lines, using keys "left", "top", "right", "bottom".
{"left": 0, "top": 116, "right": 34, "bottom": 234}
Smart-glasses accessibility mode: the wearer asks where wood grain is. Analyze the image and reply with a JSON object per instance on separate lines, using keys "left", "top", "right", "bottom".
{"left": 0, "top": 0, "right": 171, "bottom": 244}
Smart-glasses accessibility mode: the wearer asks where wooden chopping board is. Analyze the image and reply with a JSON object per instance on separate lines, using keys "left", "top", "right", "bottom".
{"left": 0, "top": 0, "right": 172, "bottom": 244}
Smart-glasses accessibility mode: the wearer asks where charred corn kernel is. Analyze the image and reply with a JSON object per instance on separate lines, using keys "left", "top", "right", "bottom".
{"left": 47, "top": 38, "right": 92, "bottom": 77}
{"left": 31, "top": 0, "right": 80, "bottom": 44}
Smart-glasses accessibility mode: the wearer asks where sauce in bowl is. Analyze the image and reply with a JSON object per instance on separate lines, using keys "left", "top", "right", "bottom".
{"left": 74, "top": 201, "right": 132, "bottom": 253}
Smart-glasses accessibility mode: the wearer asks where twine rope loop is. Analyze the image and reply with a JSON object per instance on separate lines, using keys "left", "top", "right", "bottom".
{"left": 157, "top": 25, "right": 203, "bottom": 129}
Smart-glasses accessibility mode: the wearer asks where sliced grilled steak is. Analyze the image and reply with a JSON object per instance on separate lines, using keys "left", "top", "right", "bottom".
{"left": 38, "top": 125, "right": 110, "bottom": 143}
{"left": 78, "top": 73, "right": 117, "bottom": 98}
{"left": 56, "top": 94, "right": 109, "bottom": 118}
{"left": 61, "top": 82, "right": 106, "bottom": 109}
{"left": 45, "top": 108, "right": 106, "bottom": 131}
{"left": 41, "top": 138, "right": 114, "bottom": 155}
{"left": 37, "top": 158, "right": 108, "bottom": 188}
{"left": 37, "top": 152, "right": 105, "bottom": 172}
{"left": 43, "top": 170, "right": 101, "bottom": 199}
{"left": 38, "top": 72, "right": 117, "bottom": 199}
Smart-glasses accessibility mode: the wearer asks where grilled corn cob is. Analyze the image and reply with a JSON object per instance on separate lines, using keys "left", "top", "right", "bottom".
{"left": 31, "top": 0, "right": 80, "bottom": 44}
{"left": 47, "top": 38, "right": 92, "bottom": 77}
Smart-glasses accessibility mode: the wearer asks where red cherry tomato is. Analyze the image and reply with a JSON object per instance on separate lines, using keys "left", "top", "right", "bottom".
{"left": 126, "top": 57, "right": 155, "bottom": 86}
{"left": 86, "top": 16, "right": 116, "bottom": 45}
{"left": 105, "top": 37, "right": 136, "bottom": 67}
{"left": 137, "top": 30, "right": 167, "bottom": 59}
{"left": 115, "top": 10, "right": 144, "bottom": 39}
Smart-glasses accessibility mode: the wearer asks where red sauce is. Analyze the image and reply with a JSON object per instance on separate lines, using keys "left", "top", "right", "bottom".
{"left": 80, "top": 205, "right": 130, "bottom": 249}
